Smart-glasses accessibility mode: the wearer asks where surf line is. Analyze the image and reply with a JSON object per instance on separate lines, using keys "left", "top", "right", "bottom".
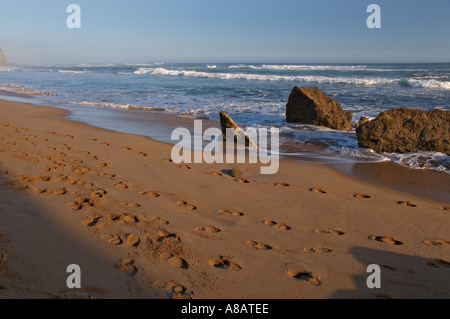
{"left": 171, "top": 120, "right": 280, "bottom": 175}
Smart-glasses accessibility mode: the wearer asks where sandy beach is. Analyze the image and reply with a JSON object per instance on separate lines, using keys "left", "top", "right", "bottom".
{"left": 0, "top": 98, "right": 449, "bottom": 299}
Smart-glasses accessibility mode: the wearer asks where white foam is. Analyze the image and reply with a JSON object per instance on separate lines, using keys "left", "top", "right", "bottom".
{"left": 384, "top": 152, "right": 450, "bottom": 175}
{"left": 76, "top": 64, "right": 116, "bottom": 68}
{"left": 69, "top": 100, "right": 164, "bottom": 111}
{"left": 228, "top": 64, "right": 252, "bottom": 69}
{"left": 228, "top": 64, "right": 369, "bottom": 71}
{"left": 407, "top": 78, "right": 450, "bottom": 90}
{"left": 0, "top": 83, "right": 57, "bottom": 96}
{"left": 207, "top": 65, "right": 217, "bottom": 69}
{"left": 0, "top": 66, "right": 18, "bottom": 72}
{"left": 137, "top": 67, "right": 397, "bottom": 86}
{"left": 133, "top": 67, "right": 153, "bottom": 75}
{"left": 58, "top": 70, "right": 87, "bottom": 74}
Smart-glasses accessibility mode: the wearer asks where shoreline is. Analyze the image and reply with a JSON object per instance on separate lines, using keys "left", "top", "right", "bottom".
{"left": 1, "top": 93, "right": 448, "bottom": 202}
{"left": 0, "top": 98, "right": 449, "bottom": 299}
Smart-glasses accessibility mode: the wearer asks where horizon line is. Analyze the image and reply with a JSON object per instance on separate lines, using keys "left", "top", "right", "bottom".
{"left": 5, "top": 61, "right": 450, "bottom": 67}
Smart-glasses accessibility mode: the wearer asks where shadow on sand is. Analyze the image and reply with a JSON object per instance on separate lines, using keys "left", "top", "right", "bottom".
{"left": 330, "top": 246, "right": 450, "bottom": 299}
{"left": 0, "top": 170, "right": 162, "bottom": 299}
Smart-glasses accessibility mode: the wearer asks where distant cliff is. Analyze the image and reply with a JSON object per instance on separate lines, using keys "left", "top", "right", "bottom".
{"left": 0, "top": 49, "right": 7, "bottom": 65}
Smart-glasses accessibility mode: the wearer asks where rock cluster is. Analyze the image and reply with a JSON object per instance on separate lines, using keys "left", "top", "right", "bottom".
{"left": 356, "top": 108, "right": 450, "bottom": 155}
{"left": 286, "top": 86, "right": 353, "bottom": 131}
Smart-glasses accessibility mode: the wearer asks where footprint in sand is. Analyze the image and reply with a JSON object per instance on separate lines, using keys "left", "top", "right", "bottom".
{"left": 100, "top": 142, "right": 110, "bottom": 147}
{"left": 139, "top": 191, "right": 162, "bottom": 198}
{"left": 353, "top": 193, "right": 372, "bottom": 199}
{"left": 82, "top": 181, "right": 94, "bottom": 187}
{"left": 120, "top": 201, "right": 141, "bottom": 208}
{"left": 209, "top": 171, "right": 223, "bottom": 176}
{"left": 158, "top": 228, "right": 177, "bottom": 240}
{"left": 426, "top": 259, "right": 450, "bottom": 268}
{"left": 67, "top": 196, "right": 95, "bottom": 210}
{"left": 18, "top": 175, "right": 31, "bottom": 182}
{"left": 126, "top": 234, "right": 141, "bottom": 247}
{"left": 154, "top": 281, "right": 193, "bottom": 300}
{"left": 209, "top": 256, "right": 242, "bottom": 271}
{"left": 246, "top": 240, "right": 272, "bottom": 250}
{"left": 73, "top": 167, "right": 90, "bottom": 175}
{"left": 219, "top": 209, "right": 244, "bottom": 217}
{"left": 423, "top": 239, "right": 450, "bottom": 246}
{"left": 369, "top": 235, "right": 403, "bottom": 246}
{"left": 235, "top": 178, "right": 251, "bottom": 184}
{"left": 303, "top": 247, "right": 333, "bottom": 253}
{"left": 165, "top": 256, "right": 188, "bottom": 269}
{"left": 288, "top": 270, "right": 321, "bottom": 286}
{"left": 121, "top": 147, "right": 133, "bottom": 151}
{"left": 310, "top": 188, "right": 327, "bottom": 194}
{"left": 119, "top": 214, "right": 139, "bottom": 224}
{"left": 164, "top": 158, "right": 173, "bottom": 163}
{"left": 274, "top": 182, "right": 290, "bottom": 187}
{"left": 64, "top": 176, "right": 78, "bottom": 185}
{"left": 106, "top": 214, "right": 139, "bottom": 224}
{"left": 46, "top": 188, "right": 67, "bottom": 195}
{"left": 195, "top": 226, "right": 221, "bottom": 233}
{"left": 177, "top": 200, "right": 197, "bottom": 211}
{"left": 98, "top": 173, "right": 116, "bottom": 180}
{"left": 179, "top": 164, "right": 191, "bottom": 170}
{"left": 315, "top": 229, "right": 345, "bottom": 236}
{"left": 97, "top": 162, "right": 112, "bottom": 168}
{"left": 137, "top": 152, "right": 148, "bottom": 157}
{"left": 116, "top": 259, "right": 137, "bottom": 276}
{"left": 33, "top": 188, "right": 47, "bottom": 194}
{"left": 30, "top": 175, "right": 51, "bottom": 182}
{"left": 107, "top": 235, "right": 122, "bottom": 245}
{"left": 167, "top": 281, "right": 193, "bottom": 299}
{"left": 115, "top": 182, "right": 129, "bottom": 189}
{"left": 82, "top": 216, "right": 101, "bottom": 227}
{"left": 91, "top": 188, "right": 107, "bottom": 198}
{"left": 150, "top": 216, "right": 169, "bottom": 225}
{"left": 395, "top": 201, "right": 417, "bottom": 207}
{"left": 106, "top": 214, "right": 121, "bottom": 223}
{"left": 263, "top": 220, "right": 291, "bottom": 230}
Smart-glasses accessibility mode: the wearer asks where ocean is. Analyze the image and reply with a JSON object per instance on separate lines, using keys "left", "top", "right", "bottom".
{"left": 1, "top": 62, "right": 449, "bottom": 174}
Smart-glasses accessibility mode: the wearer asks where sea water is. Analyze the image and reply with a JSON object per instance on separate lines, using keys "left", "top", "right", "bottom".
{"left": 1, "top": 62, "right": 449, "bottom": 174}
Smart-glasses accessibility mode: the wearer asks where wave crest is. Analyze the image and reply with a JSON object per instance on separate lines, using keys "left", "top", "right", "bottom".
{"left": 135, "top": 67, "right": 397, "bottom": 86}
{"left": 407, "top": 79, "right": 450, "bottom": 90}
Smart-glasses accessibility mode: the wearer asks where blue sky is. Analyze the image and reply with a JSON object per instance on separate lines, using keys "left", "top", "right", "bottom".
{"left": 0, "top": 0, "right": 449, "bottom": 65}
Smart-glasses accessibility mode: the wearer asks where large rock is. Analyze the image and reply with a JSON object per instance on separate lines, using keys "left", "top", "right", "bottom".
{"left": 220, "top": 112, "right": 258, "bottom": 148}
{"left": 0, "top": 49, "right": 6, "bottom": 65}
{"left": 286, "top": 86, "right": 353, "bottom": 130}
{"left": 356, "top": 108, "right": 450, "bottom": 155}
